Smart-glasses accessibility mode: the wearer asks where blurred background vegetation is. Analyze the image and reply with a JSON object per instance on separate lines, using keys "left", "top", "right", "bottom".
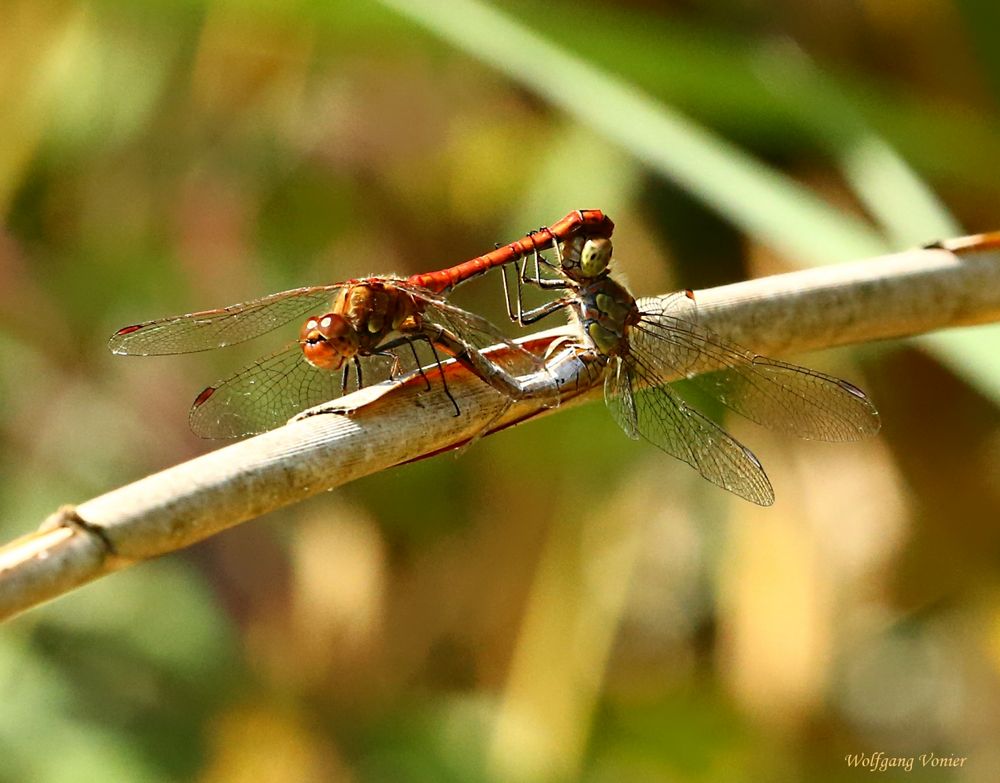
{"left": 2, "top": 0, "right": 999, "bottom": 781}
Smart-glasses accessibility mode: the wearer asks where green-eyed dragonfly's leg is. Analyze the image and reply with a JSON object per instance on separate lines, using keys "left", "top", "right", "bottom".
{"left": 502, "top": 240, "right": 565, "bottom": 326}
{"left": 500, "top": 264, "right": 521, "bottom": 323}
{"left": 516, "top": 297, "right": 567, "bottom": 325}
{"left": 417, "top": 323, "right": 550, "bottom": 403}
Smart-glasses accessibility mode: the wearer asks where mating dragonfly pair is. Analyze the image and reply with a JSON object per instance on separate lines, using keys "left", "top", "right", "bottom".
{"left": 110, "top": 210, "right": 880, "bottom": 505}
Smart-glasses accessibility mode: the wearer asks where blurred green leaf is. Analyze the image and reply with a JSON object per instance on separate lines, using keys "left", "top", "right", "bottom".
{"left": 374, "top": 0, "right": 889, "bottom": 264}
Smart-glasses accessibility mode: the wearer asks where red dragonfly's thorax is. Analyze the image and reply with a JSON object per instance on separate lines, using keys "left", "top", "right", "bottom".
{"left": 301, "top": 280, "right": 422, "bottom": 370}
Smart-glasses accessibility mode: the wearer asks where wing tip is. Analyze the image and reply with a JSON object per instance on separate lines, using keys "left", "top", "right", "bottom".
{"left": 192, "top": 385, "right": 218, "bottom": 409}
{"left": 108, "top": 324, "right": 146, "bottom": 354}
{"left": 189, "top": 386, "right": 249, "bottom": 439}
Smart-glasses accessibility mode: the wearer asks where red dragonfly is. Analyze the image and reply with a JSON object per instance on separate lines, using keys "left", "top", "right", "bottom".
{"left": 109, "top": 211, "right": 610, "bottom": 438}
{"left": 497, "top": 229, "right": 881, "bottom": 506}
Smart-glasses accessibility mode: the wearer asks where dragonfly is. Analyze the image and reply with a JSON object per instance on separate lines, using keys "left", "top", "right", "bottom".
{"left": 109, "top": 211, "right": 610, "bottom": 438}
{"left": 499, "top": 230, "right": 881, "bottom": 506}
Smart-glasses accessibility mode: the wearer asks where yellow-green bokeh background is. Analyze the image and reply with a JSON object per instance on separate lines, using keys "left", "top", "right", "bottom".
{"left": 2, "top": 1, "right": 999, "bottom": 781}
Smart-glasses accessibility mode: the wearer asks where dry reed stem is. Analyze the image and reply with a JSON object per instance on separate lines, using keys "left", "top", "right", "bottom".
{"left": 1, "top": 236, "right": 999, "bottom": 621}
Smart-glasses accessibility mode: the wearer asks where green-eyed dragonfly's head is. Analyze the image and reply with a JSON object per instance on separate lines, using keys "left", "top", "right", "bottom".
{"left": 300, "top": 313, "right": 360, "bottom": 370}
{"left": 562, "top": 236, "right": 613, "bottom": 281}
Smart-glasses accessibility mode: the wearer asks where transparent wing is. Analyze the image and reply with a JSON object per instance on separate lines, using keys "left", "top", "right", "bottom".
{"left": 400, "top": 283, "right": 547, "bottom": 374}
{"left": 189, "top": 343, "right": 394, "bottom": 438}
{"left": 109, "top": 284, "right": 344, "bottom": 355}
{"left": 393, "top": 282, "right": 558, "bottom": 403}
{"left": 605, "top": 354, "right": 775, "bottom": 506}
{"left": 633, "top": 294, "right": 880, "bottom": 441}
{"left": 605, "top": 358, "right": 640, "bottom": 439}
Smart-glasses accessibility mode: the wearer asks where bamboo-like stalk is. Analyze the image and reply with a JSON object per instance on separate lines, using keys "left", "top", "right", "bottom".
{"left": 1, "top": 237, "right": 999, "bottom": 622}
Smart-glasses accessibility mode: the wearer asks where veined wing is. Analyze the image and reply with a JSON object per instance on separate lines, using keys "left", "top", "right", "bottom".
{"left": 632, "top": 295, "right": 880, "bottom": 442}
{"left": 189, "top": 342, "right": 393, "bottom": 438}
{"left": 394, "top": 281, "right": 556, "bottom": 385}
{"left": 109, "top": 284, "right": 344, "bottom": 356}
{"left": 605, "top": 354, "right": 775, "bottom": 506}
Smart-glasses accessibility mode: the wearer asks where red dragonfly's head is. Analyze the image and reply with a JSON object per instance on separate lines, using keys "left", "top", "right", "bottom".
{"left": 300, "top": 314, "right": 360, "bottom": 370}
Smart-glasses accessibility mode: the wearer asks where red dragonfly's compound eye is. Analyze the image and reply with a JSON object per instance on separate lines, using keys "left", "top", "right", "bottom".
{"left": 300, "top": 314, "right": 358, "bottom": 370}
